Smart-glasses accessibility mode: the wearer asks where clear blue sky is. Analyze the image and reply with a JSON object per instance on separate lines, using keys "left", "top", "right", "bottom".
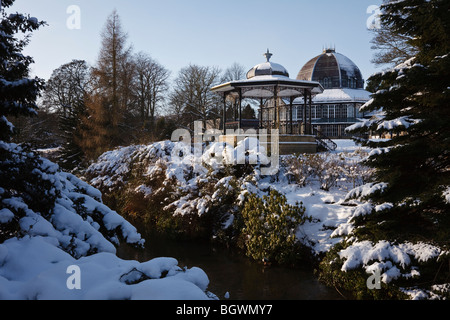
{"left": 10, "top": 0, "right": 383, "bottom": 84}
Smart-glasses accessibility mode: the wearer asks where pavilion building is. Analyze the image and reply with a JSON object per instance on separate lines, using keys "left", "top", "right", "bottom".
{"left": 211, "top": 50, "right": 324, "bottom": 154}
{"left": 293, "top": 48, "right": 372, "bottom": 139}
{"left": 211, "top": 49, "right": 372, "bottom": 154}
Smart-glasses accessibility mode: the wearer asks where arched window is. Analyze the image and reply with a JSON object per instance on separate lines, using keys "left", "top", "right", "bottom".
{"left": 322, "top": 77, "right": 329, "bottom": 88}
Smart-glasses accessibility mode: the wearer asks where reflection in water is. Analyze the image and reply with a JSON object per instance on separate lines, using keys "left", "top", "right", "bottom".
{"left": 117, "top": 232, "right": 342, "bottom": 300}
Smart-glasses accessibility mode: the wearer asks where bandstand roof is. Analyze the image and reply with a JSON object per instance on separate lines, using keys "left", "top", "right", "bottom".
{"left": 211, "top": 75, "right": 324, "bottom": 99}
{"left": 211, "top": 50, "right": 324, "bottom": 99}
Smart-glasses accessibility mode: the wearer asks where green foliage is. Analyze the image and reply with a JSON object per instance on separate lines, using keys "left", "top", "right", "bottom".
{"left": 346, "top": 0, "right": 450, "bottom": 245}
{"left": 318, "top": 242, "right": 408, "bottom": 300}
{"left": 0, "top": 1, "right": 46, "bottom": 141}
{"left": 241, "top": 189, "right": 310, "bottom": 265}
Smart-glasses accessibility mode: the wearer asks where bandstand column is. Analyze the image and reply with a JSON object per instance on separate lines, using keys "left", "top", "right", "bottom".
{"left": 259, "top": 98, "right": 264, "bottom": 130}
{"left": 309, "top": 91, "right": 313, "bottom": 135}
{"left": 289, "top": 96, "right": 294, "bottom": 135}
{"left": 238, "top": 88, "right": 242, "bottom": 131}
{"left": 222, "top": 93, "right": 227, "bottom": 132}
{"left": 274, "top": 85, "right": 279, "bottom": 130}
{"left": 303, "top": 89, "right": 307, "bottom": 135}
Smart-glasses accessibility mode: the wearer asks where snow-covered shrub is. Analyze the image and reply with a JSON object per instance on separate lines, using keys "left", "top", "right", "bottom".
{"left": 310, "top": 153, "right": 343, "bottom": 191}
{"left": 0, "top": 142, "right": 217, "bottom": 300}
{"left": 319, "top": 238, "right": 449, "bottom": 300}
{"left": 283, "top": 152, "right": 372, "bottom": 191}
{"left": 339, "top": 152, "right": 374, "bottom": 189}
{"left": 241, "top": 189, "right": 310, "bottom": 265}
{"left": 0, "top": 142, "right": 144, "bottom": 253}
{"left": 283, "top": 155, "right": 315, "bottom": 187}
{"left": 84, "top": 140, "right": 267, "bottom": 240}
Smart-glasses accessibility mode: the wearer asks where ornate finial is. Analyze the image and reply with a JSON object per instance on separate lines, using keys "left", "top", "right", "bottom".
{"left": 264, "top": 49, "right": 273, "bottom": 62}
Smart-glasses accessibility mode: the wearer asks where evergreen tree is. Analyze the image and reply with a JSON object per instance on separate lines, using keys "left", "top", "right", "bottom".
{"left": 0, "top": 1, "right": 45, "bottom": 141}
{"left": 59, "top": 99, "right": 87, "bottom": 170}
{"left": 0, "top": 1, "right": 57, "bottom": 239}
{"left": 347, "top": 0, "right": 450, "bottom": 243}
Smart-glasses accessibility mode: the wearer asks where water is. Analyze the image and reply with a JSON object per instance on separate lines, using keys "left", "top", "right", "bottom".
{"left": 117, "top": 232, "right": 342, "bottom": 300}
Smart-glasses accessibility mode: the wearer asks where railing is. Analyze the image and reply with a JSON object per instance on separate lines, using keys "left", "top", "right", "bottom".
{"left": 314, "top": 128, "right": 337, "bottom": 152}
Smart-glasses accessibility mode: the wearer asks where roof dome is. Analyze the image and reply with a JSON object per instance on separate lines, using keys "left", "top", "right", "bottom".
{"left": 297, "top": 48, "right": 364, "bottom": 89}
{"left": 247, "top": 50, "right": 290, "bottom": 79}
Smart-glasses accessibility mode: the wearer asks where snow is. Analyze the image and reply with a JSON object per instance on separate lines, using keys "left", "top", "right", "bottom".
{"left": 337, "top": 240, "right": 443, "bottom": 285}
{"left": 443, "top": 186, "right": 450, "bottom": 204}
{"left": 0, "top": 208, "right": 14, "bottom": 223}
{"left": 0, "top": 237, "right": 212, "bottom": 300}
{"left": 247, "top": 61, "right": 290, "bottom": 79}
{"left": 345, "top": 182, "right": 388, "bottom": 201}
{"left": 0, "top": 141, "right": 216, "bottom": 300}
{"left": 333, "top": 52, "right": 361, "bottom": 78}
{"left": 253, "top": 62, "right": 288, "bottom": 74}
{"left": 3, "top": 136, "right": 447, "bottom": 300}
{"left": 294, "top": 88, "right": 372, "bottom": 104}
{"left": 376, "top": 116, "right": 416, "bottom": 131}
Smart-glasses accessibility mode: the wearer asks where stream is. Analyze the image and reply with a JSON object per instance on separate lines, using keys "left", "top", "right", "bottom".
{"left": 117, "top": 232, "right": 342, "bottom": 300}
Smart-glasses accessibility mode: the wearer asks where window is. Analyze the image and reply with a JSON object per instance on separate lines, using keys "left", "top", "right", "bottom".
{"left": 329, "top": 105, "right": 335, "bottom": 119}
{"left": 335, "top": 104, "right": 347, "bottom": 119}
{"left": 347, "top": 104, "right": 355, "bottom": 118}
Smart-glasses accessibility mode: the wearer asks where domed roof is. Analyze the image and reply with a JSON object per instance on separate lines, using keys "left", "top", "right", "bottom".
{"left": 247, "top": 50, "right": 290, "bottom": 79}
{"left": 297, "top": 49, "right": 364, "bottom": 89}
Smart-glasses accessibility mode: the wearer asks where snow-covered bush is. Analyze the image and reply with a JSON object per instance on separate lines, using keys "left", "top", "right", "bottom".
{"left": 0, "top": 142, "right": 144, "bottom": 255}
{"left": 283, "top": 155, "right": 315, "bottom": 187}
{"left": 283, "top": 151, "right": 372, "bottom": 191}
{"left": 0, "top": 143, "right": 217, "bottom": 299}
{"left": 84, "top": 140, "right": 267, "bottom": 241}
{"left": 318, "top": 181, "right": 450, "bottom": 300}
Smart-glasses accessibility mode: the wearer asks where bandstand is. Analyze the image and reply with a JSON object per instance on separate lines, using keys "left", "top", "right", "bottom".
{"left": 211, "top": 50, "right": 324, "bottom": 154}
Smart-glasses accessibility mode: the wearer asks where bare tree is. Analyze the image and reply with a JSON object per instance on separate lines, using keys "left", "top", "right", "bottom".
{"left": 169, "top": 64, "right": 222, "bottom": 130}
{"left": 41, "top": 60, "right": 91, "bottom": 168}
{"left": 133, "top": 52, "right": 170, "bottom": 130}
{"left": 221, "top": 63, "right": 247, "bottom": 121}
{"left": 221, "top": 62, "right": 246, "bottom": 83}
{"left": 369, "top": 1, "right": 418, "bottom": 68}
{"left": 42, "top": 60, "right": 90, "bottom": 116}
{"left": 370, "top": 27, "right": 418, "bottom": 67}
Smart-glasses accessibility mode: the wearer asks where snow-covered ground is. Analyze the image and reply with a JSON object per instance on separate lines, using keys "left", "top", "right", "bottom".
{"left": 2, "top": 139, "right": 447, "bottom": 300}
{"left": 0, "top": 142, "right": 216, "bottom": 300}
{"left": 0, "top": 236, "right": 212, "bottom": 300}
{"left": 267, "top": 181, "right": 353, "bottom": 254}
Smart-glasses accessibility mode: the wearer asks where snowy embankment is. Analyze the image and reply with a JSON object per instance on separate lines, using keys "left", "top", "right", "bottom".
{"left": 0, "top": 142, "right": 215, "bottom": 300}
{"left": 82, "top": 139, "right": 370, "bottom": 255}
{"left": 48, "top": 138, "right": 448, "bottom": 300}
{"left": 83, "top": 139, "right": 370, "bottom": 257}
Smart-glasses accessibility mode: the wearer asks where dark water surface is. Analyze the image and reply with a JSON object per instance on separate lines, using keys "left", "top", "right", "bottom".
{"left": 117, "top": 232, "right": 342, "bottom": 300}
